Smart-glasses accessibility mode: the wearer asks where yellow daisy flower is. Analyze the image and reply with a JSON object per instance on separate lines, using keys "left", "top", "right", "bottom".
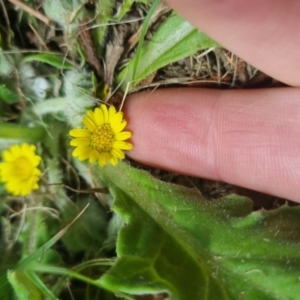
{"left": 0, "top": 143, "right": 41, "bottom": 196}
{"left": 69, "top": 104, "right": 133, "bottom": 167}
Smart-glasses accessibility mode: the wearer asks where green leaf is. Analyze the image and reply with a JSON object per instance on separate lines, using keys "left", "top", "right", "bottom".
{"left": 93, "top": 163, "right": 300, "bottom": 299}
{"left": 93, "top": 0, "right": 114, "bottom": 54}
{"left": 7, "top": 270, "right": 43, "bottom": 300}
{"left": 135, "top": 0, "right": 153, "bottom": 4}
{"left": 114, "top": 0, "right": 134, "bottom": 21}
{"left": 0, "top": 85, "right": 19, "bottom": 103}
{"left": 0, "top": 123, "right": 46, "bottom": 141}
{"left": 22, "top": 53, "right": 74, "bottom": 69}
{"left": 0, "top": 50, "right": 14, "bottom": 76}
{"left": 117, "top": 13, "right": 219, "bottom": 91}
{"left": 130, "top": 0, "right": 160, "bottom": 84}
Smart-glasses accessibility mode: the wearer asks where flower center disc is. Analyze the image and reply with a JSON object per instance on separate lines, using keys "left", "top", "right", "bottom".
{"left": 15, "top": 157, "right": 33, "bottom": 180}
{"left": 90, "top": 124, "right": 115, "bottom": 152}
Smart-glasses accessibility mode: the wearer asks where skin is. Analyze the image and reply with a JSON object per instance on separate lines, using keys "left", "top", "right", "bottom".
{"left": 124, "top": 0, "right": 300, "bottom": 203}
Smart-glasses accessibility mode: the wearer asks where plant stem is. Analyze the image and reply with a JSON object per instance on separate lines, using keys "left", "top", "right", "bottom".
{"left": 0, "top": 122, "right": 46, "bottom": 141}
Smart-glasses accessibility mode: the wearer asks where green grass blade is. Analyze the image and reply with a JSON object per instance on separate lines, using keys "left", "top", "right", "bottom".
{"left": 16, "top": 204, "right": 89, "bottom": 270}
{"left": 22, "top": 53, "right": 74, "bottom": 70}
{"left": 30, "top": 264, "right": 134, "bottom": 300}
{"left": 26, "top": 271, "right": 59, "bottom": 300}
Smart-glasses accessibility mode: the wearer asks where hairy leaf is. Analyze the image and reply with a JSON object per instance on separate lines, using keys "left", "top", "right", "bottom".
{"left": 117, "top": 13, "right": 219, "bottom": 91}
{"left": 93, "top": 163, "right": 300, "bottom": 300}
{"left": 7, "top": 271, "right": 44, "bottom": 300}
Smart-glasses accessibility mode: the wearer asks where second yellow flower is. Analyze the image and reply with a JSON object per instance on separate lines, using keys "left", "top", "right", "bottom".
{"left": 69, "top": 105, "right": 133, "bottom": 167}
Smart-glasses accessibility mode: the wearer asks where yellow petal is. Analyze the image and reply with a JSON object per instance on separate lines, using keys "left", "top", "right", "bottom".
{"left": 100, "top": 104, "right": 109, "bottom": 123}
{"left": 108, "top": 105, "right": 116, "bottom": 121}
{"left": 10, "top": 145, "right": 22, "bottom": 157}
{"left": 115, "top": 131, "right": 131, "bottom": 141}
{"left": 89, "top": 149, "right": 99, "bottom": 163}
{"left": 29, "top": 155, "right": 41, "bottom": 167}
{"left": 27, "top": 176, "right": 39, "bottom": 191}
{"left": 83, "top": 117, "right": 96, "bottom": 132}
{"left": 72, "top": 146, "right": 92, "bottom": 160}
{"left": 33, "top": 168, "right": 41, "bottom": 176}
{"left": 7, "top": 180, "right": 21, "bottom": 195}
{"left": 98, "top": 153, "right": 106, "bottom": 167}
{"left": 111, "top": 121, "right": 127, "bottom": 134}
{"left": 0, "top": 164, "right": 14, "bottom": 180}
{"left": 113, "top": 141, "right": 133, "bottom": 150}
{"left": 19, "top": 182, "right": 31, "bottom": 196}
{"left": 86, "top": 110, "right": 96, "bottom": 123}
{"left": 22, "top": 143, "right": 35, "bottom": 153}
{"left": 94, "top": 108, "right": 104, "bottom": 126}
{"left": 2, "top": 150, "right": 15, "bottom": 162}
{"left": 78, "top": 147, "right": 92, "bottom": 161}
{"left": 20, "top": 144, "right": 29, "bottom": 152}
{"left": 109, "top": 155, "right": 118, "bottom": 166}
{"left": 69, "top": 129, "right": 91, "bottom": 137}
{"left": 72, "top": 147, "right": 80, "bottom": 157}
{"left": 111, "top": 148, "right": 125, "bottom": 159}
{"left": 70, "top": 138, "right": 90, "bottom": 147}
{"left": 110, "top": 111, "right": 123, "bottom": 126}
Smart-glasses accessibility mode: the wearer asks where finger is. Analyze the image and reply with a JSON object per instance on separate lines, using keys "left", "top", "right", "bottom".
{"left": 125, "top": 88, "right": 300, "bottom": 202}
{"left": 165, "top": 0, "right": 300, "bottom": 87}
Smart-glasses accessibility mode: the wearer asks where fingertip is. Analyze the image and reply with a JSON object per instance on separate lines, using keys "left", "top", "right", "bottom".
{"left": 165, "top": 0, "right": 300, "bottom": 86}
{"left": 124, "top": 88, "right": 222, "bottom": 178}
{"left": 124, "top": 87, "right": 300, "bottom": 202}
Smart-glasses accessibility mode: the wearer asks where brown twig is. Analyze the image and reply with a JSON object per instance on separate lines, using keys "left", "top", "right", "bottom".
{"left": 8, "top": 0, "right": 51, "bottom": 25}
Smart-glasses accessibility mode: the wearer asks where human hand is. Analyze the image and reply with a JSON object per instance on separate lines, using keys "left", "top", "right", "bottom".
{"left": 124, "top": 0, "right": 300, "bottom": 203}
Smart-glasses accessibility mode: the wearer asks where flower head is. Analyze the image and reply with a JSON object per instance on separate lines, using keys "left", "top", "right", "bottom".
{"left": 69, "top": 104, "right": 133, "bottom": 167}
{"left": 0, "top": 143, "right": 41, "bottom": 196}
